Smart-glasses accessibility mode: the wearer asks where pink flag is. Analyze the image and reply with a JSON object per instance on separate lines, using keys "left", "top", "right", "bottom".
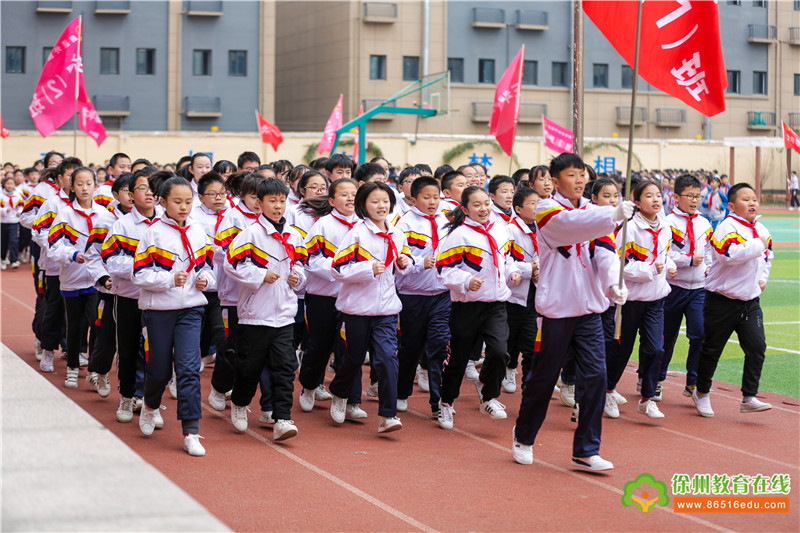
{"left": 783, "top": 121, "right": 800, "bottom": 156}
{"left": 542, "top": 116, "right": 574, "bottom": 153}
{"left": 489, "top": 46, "right": 524, "bottom": 156}
{"left": 0, "top": 114, "right": 9, "bottom": 139}
{"left": 78, "top": 98, "right": 106, "bottom": 147}
{"left": 352, "top": 105, "right": 367, "bottom": 163}
{"left": 255, "top": 110, "right": 283, "bottom": 150}
{"left": 318, "top": 94, "right": 343, "bottom": 154}
{"left": 29, "top": 17, "right": 83, "bottom": 138}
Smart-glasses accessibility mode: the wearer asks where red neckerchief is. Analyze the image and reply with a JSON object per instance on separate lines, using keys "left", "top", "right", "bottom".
{"left": 673, "top": 209, "right": 698, "bottom": 256}
{"left": 466, "top": 221, "right": 500, "bottom": 277}
{"left": 44, "top": 180, "right": 60, "bottom": 192}
{"left": 260, "top": 219, "right": 296, "bottom": 267}
{"left": 235, "top": 204, "right": 259, "bottom": 220}
{"left": 104, "top": 179, "right": 114, "bottom": 187}
{"left": 2, "top": 192, "right": 15, "bottom": 208}
{"left": 214, "top": 208, "right": 228, "bottom": 235}
{"left": 375, "top": 227, "right": 399, "bottom": 267}
{"left": 227, "top": 195, "right": 236, "bottom": 208}
{"left": 644, "top": 227, "right": 662, "bottom": 265}
{"left": 511, "top": 217, "right": 538, "bottom": 255}
{"left": 554, "top": 198, "right": 587, "bottom": 268}
{"left": 163, "top": 220, "right": 196, "bottom": 273}
{"left": 70, "top": 203, "right": 95, "bottom": 234}
{"left": 331, "top": 212, "right": 356, "bottom": 231}
{"left": 730, "top": 214, "right": 759, "bottom": 238}
{"left": 422, "top": 214, "right": 440, "bottom": 251}
{"left": 494, "top": 207, "right": 512, "bottom": 223}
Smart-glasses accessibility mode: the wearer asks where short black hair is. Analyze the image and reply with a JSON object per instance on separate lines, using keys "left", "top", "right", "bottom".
{"left": 112, "top": 173, "right": 133, "bottom": 193}
{"left": 132, "top": 158, "right": 151, "bottom": 169}
{"left": 588, "top": 178, "right": 618, "bottom": 198}
{"left": 441, "top": 171, "right": 465, "bottom": 191}
{"left": 415, "top": 163, "right": 432, "bottom": 175}
{"left": 549, "top": 152, "right": 584, "bottom": 180}
{"left": 310, "top": 157, "right": 329, "bottom": 171}
{"left": 632, "top": 179, "right": 661, "bottom": 202}
{"left": 176, "top": 155, "right": 192, "bottom": 169}
{"left": 108, "top": 153, "right": 131, "bottom": 169}
{"left": 512, "top": 186, "right": 539, "bottom": 210}
{"left": 237, "top": 151, "right": 261, "bottom": 169}
{"left": 58, "top": 157, "right": 83, "bottom": 177}
{"left": 488, "top": 175, "right": 514, "bottom": 194}
{"left": 727, "top": 183, "right": 755, "bottom": 204}
{"left": 354, "top": 181, "right": 396, "bottom": 219}
{"left": 326, "top": 153, "right": 355, "bottom": 173}
{"left": 674, "top": 174, "right": 702, "bottom": 196}
{"left": 353, "top": 162, "right": 385, "bottom": 183}
{"left": 198, "top": 171, "right": 225, "bottom": 195}
{"left": 148, "top": 170, "right": 174, "bottom": 198}
{"left": 132, "top": 166, "right": 157, "bottom": 192}
{"left": 256, "top": 177, "right": 289, "bottom": 199}
{"left": 410, "top": 176, "right": 440, "bottom": 198}
{"left": 434, "top": 165, "right": 453, "bottom": 181}
{"left": 160, "top": 176, "right": 193, "bottom": 199}
{"left": 213, "top": 160, "right": 236, "bottom": 175}
{"left": 511, "top": 168, "right": 530, "bottom": 186}
{"left": 240, "top": 174, "right": 265, "bottom": 197}
{"left": 43, "top": 151, "right": 63, "bottom": 168}
{"left": 399, "top": 166, "right": 422, "bottom": 184}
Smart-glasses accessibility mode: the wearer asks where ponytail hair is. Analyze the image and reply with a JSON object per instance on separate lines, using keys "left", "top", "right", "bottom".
{"left": 444, "top": 186, "right": 489, "bottom": 233}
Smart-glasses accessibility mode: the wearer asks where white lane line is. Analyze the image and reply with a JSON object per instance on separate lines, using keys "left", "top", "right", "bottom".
{"left": 676, "top": 327, "right": 800, "bottom": 355}
{"left": 202, "top": 405, "right": 438, "bottom": 533}
{"left": 1, "top": 290, "right": 37, "bottom": 313}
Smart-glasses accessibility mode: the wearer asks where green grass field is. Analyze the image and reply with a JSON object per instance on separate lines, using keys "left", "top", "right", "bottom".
{"left": 632, "top": 213, "right": 800, "bottom": 398}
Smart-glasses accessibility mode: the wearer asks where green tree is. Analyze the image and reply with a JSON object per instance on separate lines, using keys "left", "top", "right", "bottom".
{"left": 621, "top": 473, "right": 670, "bottom": 512}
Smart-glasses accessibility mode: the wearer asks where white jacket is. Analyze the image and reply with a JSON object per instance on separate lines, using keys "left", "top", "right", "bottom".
{"left": 438, "top": 196, "right": 460, "bottom": 216}
{"left": 132, "top": 215, "right": 216, "bottom": 311}
{"left": 48, "top": 202, "right": 116, "bottom": 292}
{"left": 707, "top": 214, "right": 772, "bottom": 301}
{"left": 304, "top": 211, "right": 359, "bottom": 298}
{"left": 92, "top": 180, "right": 115, "bottom": 209}
{"left": 490, "top": 203, "right": 513, "bottom": 227}
{"left": 101, "top": 207, "right": 160, "bottom": 299}
{"left": 223, "top": 215, "right": 307, "bottom": 327}
{"left": 214, "top": 203, "right": 260, "bottom": 307}
{"left": 0, "top": 190, "right": 23, "bottom": 224}
{"left": 621, "top": 213, "right": 675, "bottom": 302}
{"left": 534, "top": 191, "right": 619, "bottom": 318}
{"left": 190, "top": 203, "right": 230, "bottom": 293}
{"left": 31, "top": 190, "right": 70, "bottom": 276}
{"left": 436, "top": 217, "right": 518, "bottom": 303}
{"left": 666, "top": 208, "right": 713, "bottom": 290}
{"left": 505, "top": 216, "right": 539, "bottom": 306}
{"left": 20, "top": 179, "right": 61, "bottom": 229}
{"left": 332, "top": 218, "right": 411, "bottom": 316}
{"left": 394, "top": 207, "right": 448, "bottom": 295}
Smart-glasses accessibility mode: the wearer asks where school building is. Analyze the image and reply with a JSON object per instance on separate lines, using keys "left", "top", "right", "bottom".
{"left": 2, "top": 0, "right": 799, "bottom": 141}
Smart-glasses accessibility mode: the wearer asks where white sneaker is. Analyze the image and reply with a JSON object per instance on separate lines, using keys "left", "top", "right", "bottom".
{"left": 231, "top": 404, "right": 250, "bottom": 432}
{"left": 638, "top": 399, "right": 665, "bottom": 419}
{"left": 78, "top": 354, "right": 89, "bottom": 367}
{"left": 299, "top": 388, "right": 316, "bottom": 412}
{"left": 559, "top": 383, "right": 576, "bottom": 407}
{"left": 139, "top": 404, "right": 157, "bottom": 435}
{"left": 40, "top": 350, "right": 55, "bottom": 373}
{"left": 330, "top": 396, "right": 347, "bottom": 424}
{"left": 480, "top": 398, "right": 508, "bottom": 420}
{"left": 259, "top": 410, "right": 275, "bottom": 425}
{"left": 153, "top": 406, "right": 164, "bottom": 429}
{"left": 208, "top": 387, "right": 226, "bottom": 411}
{"left": 132, "top": 397, "right": 143, "bottom": 413}
{"left": 610, "top": 390, "right": 628, "bottom": 405}
{"left": 366, "top": 382, "right": 378, "bottom": 398}
{"left": 96, "top": 373, "right": 110, "bottom": 397}
{"left": 168, "top": 373, "right": 177, "bottom": 399}
{"left": 692, "top": 390, "right": 714, "bottom": 417}
{"left": 183, "top": 434, "right": 205, "bottom": 457}
{"left": 683, "top": 385, "right": 697, "bottom": 398}
{"left": 417, "top": 366, "right": 430, "bottom": 392}
{"left": 116, "top": 397, "right": 134, "bottom": 423}
{"left": 345, "top": 404, "right": 368, "bottom": 420}
{"left": 65, "top": 367, "right": 79, "bottom": 389}
{"left": 10, "top": 261, "right": 20, "bottom": 269}
{"left": 740, "top": 396, "right": 772, "bottom": 413}
{"left": 604, "top": 393, "right": 620, "bottom": 418}
{"left": 199, "top": 360, "right": 204, "bottom": 373}
{"left": 34, "top": 339, "right": 43, "bottom": 361}
{"left": 437, "top": 400, "right": 454, "bottom": 430}
{"left": 378, "top": 416, "right": 402, "bottom": 433}
{"left": 314, "top": 384, "right": 332, "bottom": 401}
{"left": 572, "top": 455, "right": 614, "bottom": 472}
{"left": 397, "top": 398, "right": 408, "bottom": 412}
{"left": 86, "top": 372, "right": 98, "bottom": 390}
{"left": 465, "top": 360, "right": 480, "bottom": 381}
{"left": 512, "top": 426, "right": 533, "bottom": 465}
{"left": 502, "top": 368, "right": 517, "bottom": 394}
{"left": 653, "top": 382, "right": 664, "bottom": 402}
{"left": 202, "top": 353, "right": 216, "bottom": 367}
{"left": 273, "top": 419, "right": 298, "bottom": 441}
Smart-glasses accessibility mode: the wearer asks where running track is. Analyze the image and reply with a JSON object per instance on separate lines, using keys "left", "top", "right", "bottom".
{"left": 2, "top": 266, "right": 798, "bottom": 532}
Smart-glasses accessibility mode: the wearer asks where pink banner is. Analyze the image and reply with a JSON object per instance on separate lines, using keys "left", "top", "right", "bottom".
{"left": 542, "top": 116, "right": 574, "bottom": 153}
{"left": 489, "top": 46, "right": 524, "bottom": 156}
{"left": 318, "top": 94, "right": 343, "bottom": 154}
{"left": 79, "top": 98, "right": 106, "bottom": 147}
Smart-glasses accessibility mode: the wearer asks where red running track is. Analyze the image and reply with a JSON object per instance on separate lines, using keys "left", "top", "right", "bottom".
{"left": 2, "top": 266, "right": 798, "bottom": 532}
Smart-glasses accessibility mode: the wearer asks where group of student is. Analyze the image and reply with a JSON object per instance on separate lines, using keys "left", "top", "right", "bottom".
{"left": 11, "top": 148, "right": 774, "bottom": 467}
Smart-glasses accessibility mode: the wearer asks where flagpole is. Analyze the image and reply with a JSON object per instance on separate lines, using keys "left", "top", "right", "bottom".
{"left": 73, "top": 15, "right": 82, "bottom": 156}
{"left": 614, "top": 0, "right": 643, "bottom": 340}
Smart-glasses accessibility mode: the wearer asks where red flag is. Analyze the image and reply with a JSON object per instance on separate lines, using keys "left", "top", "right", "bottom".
{"left": 489, "top": 46, "right": 524, "bottom": 156}
{"left": 78, "top": 97, "right": 106, "bottom": 147}
{"left": 318, "top": 95, "right": 343, "bottom": 154}
{"left": 352, "top": 105, "right": 367, "bottom": 164}
{"left": 0, "top": 114, "right": 9, "bottom": 139}
{"left": 784, "top": 121, "right": 800, "bottom": 155}
{"left": 542, "top": 116, "right": 574, "bottom": 153}
{"left": 29, "top": 17, "right": 83, "bottom": 137}
{"left": 255, "top": 110, "right": 283, "bottom": 150}
{"left": 584, "top": 0, "right": 727, "bottom": 117}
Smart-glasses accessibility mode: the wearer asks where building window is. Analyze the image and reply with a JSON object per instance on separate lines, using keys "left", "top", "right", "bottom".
{"left": 795, "top": 74, "right": 800, "bottom": 96}
{"left": 727, "top": 70, "right": 741, "bottom": 93}
{"left": 621, "top": 65, "right": 633, "bottom": 89}
{"left": 370, "top": 54, "right": 386, "bottom": 80}
{"left": 228, "top": 50, "right": 246, "bottom": 76}
{"left": 403, "top": 56, "right": 419, "bottom": 81}
{"left": 726, "top": 0, "right": 741, "bottom": 5}
{"left": 753, "top": 71, "right": 767, "bottom": 94}
{"left": 593, "top": 63, "right": 609, "bottom": 88}
{"left": 136, "top": 48, "right": 155, "bottom": 75}
{"left": 448, "top": 57, "right": 464, "bottom": 83}
{"left": 552, "top": 61, "right": 568, "bottom": 87}
{"left": 100, "top": 47, "right": 119, "bottom": 75}
{"left": 522, "top": 60, "right": 537, "bottom": 85}
{"left": 752, "top": 0, "right": 765, "bottom": 6}
{"left": 42, "top": 47, "right": 53, "bottom": 66}
{"left": 478, "top": 59, "right": 495, "bottom": 83}
{"left": 193, "top": 49, "right": 211, "bottom": 76}
{"left": 6, "top": 46, "right": 25, "bottom": 73}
